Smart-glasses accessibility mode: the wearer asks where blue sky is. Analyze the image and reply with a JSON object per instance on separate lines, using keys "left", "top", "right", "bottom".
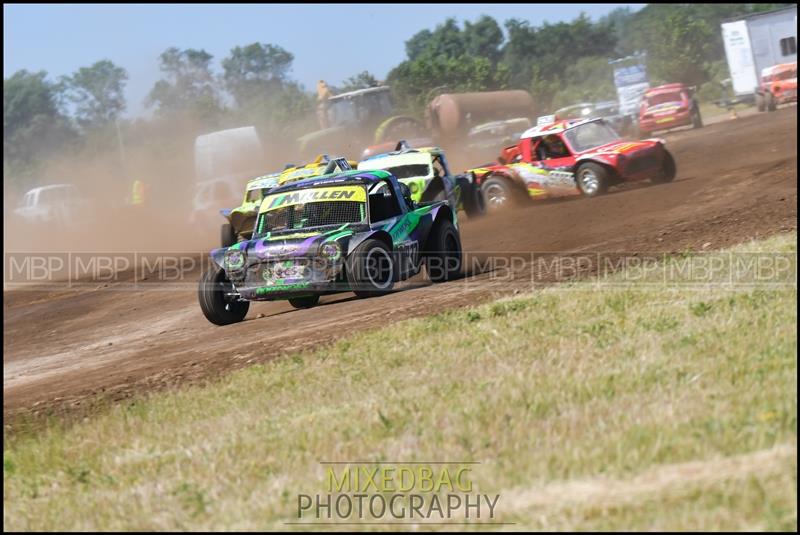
{"left": 4, "top": 3, "right": 644, "bottom": 118}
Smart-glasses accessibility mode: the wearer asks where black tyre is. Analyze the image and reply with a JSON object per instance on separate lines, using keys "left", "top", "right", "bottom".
{"left": 756, "top": 93, "right": 766, "bottom": 112}
{"left": 575, "top": 162, "right": 610, "bottom": 197}
{"left": 691, "top": 107, "right": 703, "bottom": 129}
{"left": 481, "top": 175, "right": 519, "bottom": 212}
{"left": 346, "top": 239, "right": 395, "bottom": 298}
{"left": 766, "top": 92, "right": 777, "bottom": 112}
{"left": 457, "top": 177, "right": 486, "bottom": 218}
{"left": 424, "top": 218, "right": 462, "bottom": 283}
{"left": 198, "top": 267, "right": 249, "bottom": 325}
{"left": 221, "top": 223, "right": 236, "bottom": 248}
{"left": 288, "top": 295, "right": 320, "bottom": 309}
{"left": 651, "top": 150, "right": 676, "bottom": 184}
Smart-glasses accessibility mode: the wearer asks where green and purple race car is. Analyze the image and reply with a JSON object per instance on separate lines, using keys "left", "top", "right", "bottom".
{"left": 199, "top": 169, "right": 463, "bottom": 325}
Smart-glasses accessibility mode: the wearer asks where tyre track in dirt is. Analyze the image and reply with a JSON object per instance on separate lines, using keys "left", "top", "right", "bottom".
{"left": 3, "top": 107, "right": 797, "bottom": 427}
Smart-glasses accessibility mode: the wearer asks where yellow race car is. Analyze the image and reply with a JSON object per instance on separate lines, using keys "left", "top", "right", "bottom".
{"left": 220, "top": 155, "right": 357, "bottom": 247}
{"left": 276, "top": 153, "right": 359, "bottom": 186}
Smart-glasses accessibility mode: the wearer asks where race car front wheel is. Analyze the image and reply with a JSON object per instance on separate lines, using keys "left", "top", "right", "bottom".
{"left": 576, "top": 163, "right": 609, "bottom": 197}
{"left": 198, "top": 267, "right": 249, "bottom": 325}
{"left": 651, "top": 150, "right": 677, "bottom": 184}
{"left": 346, "top": 239, "right": 395, "bottom": 298}
{"left": 425, "top": 219, "right": 462, "bottom": 283}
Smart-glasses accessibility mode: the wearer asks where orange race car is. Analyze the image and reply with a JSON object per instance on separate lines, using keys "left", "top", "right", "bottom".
{"left": 756, "top": 62, "right": 797, "bottom": 112}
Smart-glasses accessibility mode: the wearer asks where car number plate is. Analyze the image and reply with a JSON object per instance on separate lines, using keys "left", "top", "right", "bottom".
{"left": 656, "top": 117, "right": 675, "bottom": 124}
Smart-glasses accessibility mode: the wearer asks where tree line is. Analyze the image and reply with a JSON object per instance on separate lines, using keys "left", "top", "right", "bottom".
{"left": 4, "top": 3, "right": 789, "bottom": 190}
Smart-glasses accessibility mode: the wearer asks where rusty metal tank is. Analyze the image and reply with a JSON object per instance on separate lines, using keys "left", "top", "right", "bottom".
{"left": 426, "top": 90, "right": 535, "bottom": 139}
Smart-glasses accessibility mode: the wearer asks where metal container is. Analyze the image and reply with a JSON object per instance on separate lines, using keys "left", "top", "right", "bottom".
{"left": 427, "top": 90, "right": 535, "bottom": 139}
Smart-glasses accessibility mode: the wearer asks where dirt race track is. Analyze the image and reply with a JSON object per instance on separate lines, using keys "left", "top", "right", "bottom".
{"left": 4, "top": 106, "right": 797, "bottom": 426}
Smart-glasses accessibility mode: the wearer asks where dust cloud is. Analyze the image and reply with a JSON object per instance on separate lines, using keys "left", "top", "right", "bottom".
{"left": 3, "top": 98, "right": 518, "bottom": 262}
{"left": 3, "top": 114, "right": 302, "bottom": 257}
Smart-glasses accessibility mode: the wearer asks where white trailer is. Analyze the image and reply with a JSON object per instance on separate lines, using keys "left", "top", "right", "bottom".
{"left": 191, "top": 126, "right": 266, "bottom": 234}
{"left": 194, "top": 126, "right": 264, "bottom": 186}
{"left": 720, "top": 6, "right": 797, "bottom": 101}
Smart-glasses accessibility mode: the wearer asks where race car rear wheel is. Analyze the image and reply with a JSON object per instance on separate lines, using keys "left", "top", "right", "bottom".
{"left": 481, "top": 175, "right": 517, "bottom": 211}
{"left": 766, "top": 92, "right": 777, "bottom": 112}
{"left": 425, "top": 219, "right": 462, "bottom": 283}
{"left": 651, "top": 150, "right": 677, "bottom": 184}
{"left": 288, "top": 295, "right": 320, "bottom": 309}
{"left": 576, "top": 163, "right": 609, "bottom": 197}
{"left": 692, "top": 108, "right": 703, "bottom": 129}
{"left": 221, "top": 223, "right": 236, "bottom": 248}
{"left": 346, "top": 239, "right": 395, "bottom": 298}
{"left": 198, "top": 266, "right": 249, "bottom": 326}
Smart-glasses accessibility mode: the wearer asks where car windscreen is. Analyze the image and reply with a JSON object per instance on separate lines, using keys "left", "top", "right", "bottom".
{"left": 374, "top": 164, "right": 431, "bottom": 180}
{"left": 328, "top": 100, "right": 357, "bottom": 126}
{"left": 563, "top": 122, "right": 620, "bottom": 153}
{"left": 557, "top": 106, "right": 591, "bottom": 120}
{"left": 40, "top": 187, "right": 72, "bottom": 203}
{"left": 246, "top": 187, "right": 268, "bottom": 203}
{"left": 774, "top": 68, "right": 797, "bottom": 81}
{"left": 646, "top": 92, "right": 683, "bottom": 106}
{"left": 595, "top": 103, "right": 619, "bottom": 115}
{"left": 255, "top": 185, "right": 367, "bottom": 235}
{"left": 207, "top": 181, "right": 234, "bottom": 202}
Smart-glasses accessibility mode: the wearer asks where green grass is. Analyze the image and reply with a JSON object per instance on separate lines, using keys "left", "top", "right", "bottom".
{"left": 3, "top": 233, "right": 797, "bottom": 531}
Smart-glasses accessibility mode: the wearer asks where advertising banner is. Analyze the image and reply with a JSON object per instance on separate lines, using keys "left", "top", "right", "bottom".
{"left": 612, "top": 56, "right": 650, "bottom": 117}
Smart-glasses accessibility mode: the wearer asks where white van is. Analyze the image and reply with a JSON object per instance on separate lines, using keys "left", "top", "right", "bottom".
{"left": 14, "top": 184, "right": 89, "bottom": 225}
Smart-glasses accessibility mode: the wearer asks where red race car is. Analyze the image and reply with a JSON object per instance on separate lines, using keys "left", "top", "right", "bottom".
{"left": 637, "top": 83, "right": 703, "bottom": 137}
{"left": 468, "top": 116, "right": 676, "bottom": 210}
